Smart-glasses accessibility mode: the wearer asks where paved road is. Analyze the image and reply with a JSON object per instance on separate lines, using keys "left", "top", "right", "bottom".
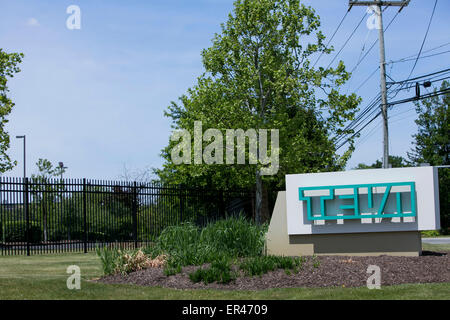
{"left": 422, "top": 237, "right": 450, "bottom": 244}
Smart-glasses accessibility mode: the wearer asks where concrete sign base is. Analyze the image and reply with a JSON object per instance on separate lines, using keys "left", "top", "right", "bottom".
{"left": 266, "top": 192, "right": 422, "bottom": 257}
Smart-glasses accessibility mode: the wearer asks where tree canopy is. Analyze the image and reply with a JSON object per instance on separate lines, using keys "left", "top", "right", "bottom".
{"left": 408, "top": 80, "right": 449, "bottom": 234}
{"left": 156, "top": 0, "right": 361, "bottom": 221}
{"left": 0, "top": 49, "right": 24, "bottom": 172}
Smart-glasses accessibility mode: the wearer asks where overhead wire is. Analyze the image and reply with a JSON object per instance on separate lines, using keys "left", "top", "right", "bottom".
{"left": 405, "top": 0, "right": 438, "bottom": 80}
{"left": 325, "top": 12, "right": 367, "bottom": 70}
{"left": 313, "top": 10, "right": 350, "bottom": 68}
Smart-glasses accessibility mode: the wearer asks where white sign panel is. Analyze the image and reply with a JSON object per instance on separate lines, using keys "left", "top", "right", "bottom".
{"left": 286, "top": 167, "right": 440, "bottom": 235}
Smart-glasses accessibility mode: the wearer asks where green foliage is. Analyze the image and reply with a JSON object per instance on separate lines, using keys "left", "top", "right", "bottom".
{"left": 157, "top": 0, "right": 360, "bottom": 193}
{"left": 312, "top": 255, "right": 320, "bottom": 268}
{"left": 239, "top": 255, "right": 304, "bottom": 276}
{"left": 97, "top": 216, "right": 308, "bottom": 284}
{"left": 354, "top": 155, "right": 410, "bottom": 169}
{"left": 0, "top": 49, "right": 23, "bottom": 172}
{"left": 199, "top": 215, "right": 268, "bottom": 257}
{"left": 30, "top": 158, "right": 68, "bottom": 242}
{"left": 156, "top": 222, "right": 200, "bottom": 254}
{"left": 408, "top": 81, "right": 449, "bottom": 234}
{"left": 421, "top": 230, "right": 440, "bottom": 237}
{"left": 189, "top": 256, "right": 237, "bottom": 284}
{"left": 2, "top": 221, "right": 41, "bottom": 243}
{"left": 96, "top": 246, "right": 122, "bottom": 276}
{"left": 143, "top": 216, "right": 267, "bottom": 281}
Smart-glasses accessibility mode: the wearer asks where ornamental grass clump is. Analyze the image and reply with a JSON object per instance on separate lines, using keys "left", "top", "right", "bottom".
{"left": 188, "top": 254, "right": 237, "bottom": 284}
{"left": 142, "top": 216, "right": 267, "bottom": 282}
{"left": 96, "top": 247, "right": 165, "bottom": 276}
{"left": 145, "top": 216, "right": 267, "bottom": 274}
{"left": 199, "top": 215, "right": 267, "bottom": 258}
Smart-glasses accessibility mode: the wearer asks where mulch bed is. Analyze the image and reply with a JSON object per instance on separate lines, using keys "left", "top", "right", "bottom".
{"left": 97, "top": 251, "right": 450, "bottom": 290}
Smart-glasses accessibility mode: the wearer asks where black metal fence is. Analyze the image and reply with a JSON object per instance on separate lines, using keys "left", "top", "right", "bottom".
{"left": 0, "top": 177, "right": 255, "bottom": 255}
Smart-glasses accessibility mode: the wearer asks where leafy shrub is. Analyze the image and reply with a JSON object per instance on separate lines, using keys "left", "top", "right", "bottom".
{"left": 2, "top": 221, "right": 42, "bottom": 243}
{"left": 421, "top": 230, "right": 440, "bottom": 237}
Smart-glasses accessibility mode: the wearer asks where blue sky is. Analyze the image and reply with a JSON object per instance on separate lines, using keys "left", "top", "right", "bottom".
{"left": 1, "top": 0, "right": 449, "bottom": 180}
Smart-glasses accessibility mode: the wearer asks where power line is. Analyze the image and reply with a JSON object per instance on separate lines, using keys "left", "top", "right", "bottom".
{"left": 353, "top": 66, "right": 379, "bottom": 93}
{"left": 336, "top": 86, "right": 450, "bottom": 150}
{"left": 388, "top": 49, "right": 450, "bottom": 65}
{"left": 389, "top": 75, "right": 450, "bottom": 91}
{"left": 347, "top": 44, "right": 450, "bottom": 95}
{"left": 387, "top": 68, "right": 450, "bottom": 84}
{"left": 349, "top": 9, "right": 401, "bottom": 75}
{"left": 325, "top": 12, "right": 367, "bottom": 70}
{"left": 336, "top": 111, "right": 381, "bottom": 150}
{"left": 355, "top": 119, "right": 382, "bottom": 147}
{"left": 406, "top": 0, "right": 438, "bottom": 80}
{"left": 401, "top": 41, "right": 450, "bottom": 58}
{"left": 313, "top": 10, "right": 350, "bottom": 68}
{"left": 388, "top": 87, "right": 450, "bottom": 106}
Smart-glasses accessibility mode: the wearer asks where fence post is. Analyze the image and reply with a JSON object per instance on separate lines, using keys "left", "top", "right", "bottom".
{"left": 83, "top": 178, "right": 87, "bottom": 254}
{"left": 132, "top": 181, "right": 138, "bottom": 249}
{"left": 24, "top": 177, "right": 30, "bottom": 256}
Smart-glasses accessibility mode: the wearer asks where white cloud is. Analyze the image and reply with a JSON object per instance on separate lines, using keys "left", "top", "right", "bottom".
{"left": 27, "top": 18, "right": 40, "bottom": 27}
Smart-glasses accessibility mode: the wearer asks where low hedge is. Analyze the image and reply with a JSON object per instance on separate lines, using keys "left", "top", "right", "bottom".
{"left": 2, "top": 221, "right": 42, "bottom": 243}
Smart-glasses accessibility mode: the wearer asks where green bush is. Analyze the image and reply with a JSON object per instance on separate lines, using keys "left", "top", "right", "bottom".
{"left": 189, "top": 255, "right": 236, "bottom": 284}
{"left": 2, "top": 221, "right": 42, "bottom": 243}
{"left": 143, "top": 216, "right": 267, "bottom": 276}
{"left": 199, "top": 215, "right": 267, "bottom": 257}
{"left": 97, "top": 216, "right": 306, "bottom": 284}
{"left": 157, "top": 222, "right": 200, "bottom": 254}
{"left": 421, "top": 230, "right": 441, "bottom": 237}
{"left": 239, "top": 255, "right": 304, "bottom": 277}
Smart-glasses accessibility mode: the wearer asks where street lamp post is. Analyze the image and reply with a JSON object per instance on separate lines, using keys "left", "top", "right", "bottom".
{"left": 58, "top": 162, "right": 68, "bottom": 180}
{"left": 16, "top": 135, "right": 29, "bottom": 255}
{"left": 16, "top": 135, "right": 26, "bottom": 179}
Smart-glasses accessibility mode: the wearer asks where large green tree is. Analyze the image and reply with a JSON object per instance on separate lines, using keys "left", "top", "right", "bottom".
{"left": 0, "top": 49, "right": 23, "bottom": 172}
{"left": 408, "top": 80, "right": 449, "bottom": 233}
{"left": 157, "top": 0, "right": 360, "bottom": 223}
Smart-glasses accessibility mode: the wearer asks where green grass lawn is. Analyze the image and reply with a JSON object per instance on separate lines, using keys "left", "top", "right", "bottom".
{"left": 0, "top": 244, "right": 449, "bottom": 300}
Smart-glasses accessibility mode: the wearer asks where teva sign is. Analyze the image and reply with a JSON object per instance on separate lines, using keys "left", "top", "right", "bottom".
{"left": 286, "top": 166, "right": 440, "bottom": 235}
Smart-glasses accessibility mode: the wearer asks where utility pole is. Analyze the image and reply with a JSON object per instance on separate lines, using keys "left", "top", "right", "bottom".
{"left": 349, "top": 1, "right": 410, "bottom": 168}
